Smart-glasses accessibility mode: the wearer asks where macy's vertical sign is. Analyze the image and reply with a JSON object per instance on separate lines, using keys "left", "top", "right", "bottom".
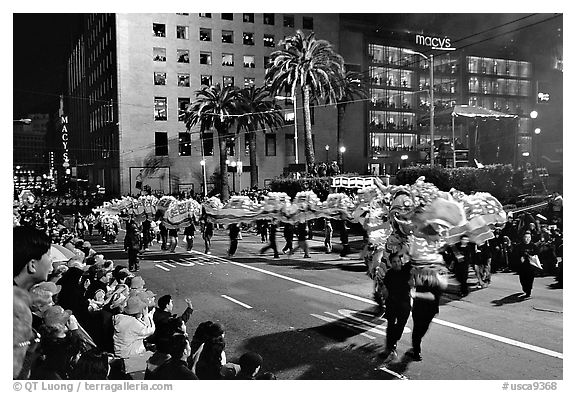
{"left": 415, "top": 34, "right": 455, "bottom": 51}
{"left": 61, "top": 116, "right": 69, "bottom": 164}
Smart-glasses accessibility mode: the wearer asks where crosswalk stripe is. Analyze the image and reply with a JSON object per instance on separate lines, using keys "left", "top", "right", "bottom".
{"left": 176, "top": 261, "right": 195, "bottom": 266}
{"left": 194, "top": 261, "right": 205, "bottom": 266}
{"left": 162, "top": 261, "right": 176, "bottom": 268}
{"left": 155, "top": 264, "right": 170, "bottom": 271}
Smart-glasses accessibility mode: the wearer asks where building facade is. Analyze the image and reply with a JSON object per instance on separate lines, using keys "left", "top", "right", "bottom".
{"left": 66, "top": 13, "right": 340, "bottom": 197}
{"left": 13, "top": 114, "right": 51, "bottom": 193}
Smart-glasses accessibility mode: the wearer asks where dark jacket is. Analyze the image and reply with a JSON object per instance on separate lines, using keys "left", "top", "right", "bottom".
{"left": 152, "top": 359, "right": 198, "bottom": 380}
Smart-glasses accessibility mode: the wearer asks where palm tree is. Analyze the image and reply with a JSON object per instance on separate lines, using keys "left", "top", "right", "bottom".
{"left": 185, "top": 84, "right": 242, "bottom": 202}
{"left": 335, "top": 70, "right": 368, "bottom": 168}
{"left": 236, "top": 85, "right": 285, "bottom": 188}
{"left": 265, "top": 30, "right": 345, "bottom": 174}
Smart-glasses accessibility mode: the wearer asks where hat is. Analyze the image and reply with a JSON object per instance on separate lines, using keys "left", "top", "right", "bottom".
{"left": 95, "top": 269, "right": 110, "bottom": 281}
{"left": 108, "top": 292, "right": 128, "bottom": 310}
{"left": 82, "top": 241, "right": 92, "bottom": 249}
{"left": 42, "top": 305, "right": 72, "bottom": 328}
{"left": 220, "top": 363, "right": 241, "bottom": 378}
{"left": 130, "top": 276, "right": 145, "bottom": 289}
{"left": 239, "top": 352, "right": 263, "bottom": 372}
{"left": 137, "top": 290, "right": 157, "bottom": 306}
{"left": 123, "top": 296, "right": 147, "bottom": 315}
{"left": 116, "top": 270, "right": 130, "bottom": 281}
{"left": 31, "top": 281, "right": 61, "bottom": 295}
{"left": 206, "top": 322, "right": 225, "bottom": 338}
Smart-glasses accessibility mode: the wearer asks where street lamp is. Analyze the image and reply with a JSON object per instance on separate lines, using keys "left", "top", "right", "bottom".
{"left": 200, "top": 160, "right": 207, "bottom": 197}
{"left": 339, "top": 146, "right": 346, "bottom": 173}
{"left": 13, "top": 118, "right": 32, "bottom": 124}
{"left": 530, "top": 111, "right": 538, "bottom": 119}
{"left": 325, "top": 145, "right": 330, "bottom": 162}
{"left": 405, "top": 49, "right": 434, "bottom": 165}
{"left": 401, "top": 154, "right": 408, "bottom": 168}
{"left": 230, "top": 160, "right": 237, "bottom": 193}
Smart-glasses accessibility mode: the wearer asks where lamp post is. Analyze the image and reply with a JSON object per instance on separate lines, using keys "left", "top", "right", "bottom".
{"left": 530, "top": 111, "right": 539, "bottom": 169}
{"left": 200, "top": 160, "right": 207, "bottom": 197}
{"left": 534, "top": 127, "right": 541, "bottom": 169}
{"left": 230, "top": 160, "right": 237, "bottom": 193}
{"left": 401, "top": 154, "right": 408, "bottom": 168}
{"left": 339, "top": 146, "right": 346, "bottom": 173}
{"left": 325, "top": 145, "right": 329, "bottom": 163}
{"left": 405, "top": 50, "right": 434, "bottom": 165}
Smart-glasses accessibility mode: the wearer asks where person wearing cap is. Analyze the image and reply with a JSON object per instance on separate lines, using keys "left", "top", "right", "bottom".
{"left": 236, "top": 351, "right": 263, "bottom": 380}
{"left": 129, "top": 276, "right": 146, "bottom": 293}
{"left": 13, "top": 226, "right": 53, "bottom": 291}
{"left": 31, "top": 305, "right": 82, "bottom": 379}
{"left": 516, "top": 231, "right": 539, "bottom": 298}
{"left": 95, "top": 284, "right": 130, "bottom": 353}
{"left": 29, "top": 282, "right": 61, "bottom": 330}
{"left": 112, "top": 296, "right": 156, "bottom": 359}
{"left": 124, "top": 221, "right": 142, "bottom": 272}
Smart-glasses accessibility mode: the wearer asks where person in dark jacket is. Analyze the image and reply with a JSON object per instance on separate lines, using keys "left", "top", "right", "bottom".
{"left": 235, "top": 352, "right": 263, "bottom": 380}
{"left": 292, "top": 222, "right": 310, "bottom": 258}
{"left": 152, "top": 334, "right": 198, "bottom": 380}
{"left": 380, "top": 253, "right": 412, "bottom": 363}
{"left": 453, "top": 235, "right": 475, "bottom": 297}
{"left": 516, "top": 231, "right": 539, "bottom": 298}
{"left": 142, "top": 216, "right": 152, "bottom": 251}
{"left": 151, "top": 295, "right": 193, "bottom": 344}
{"left": 260, "top": 220, "right": 279, "bottom": 258}
{"left": 228, "top": 224, "right": 240, "bottom": 257}
{"left": 124, "top": 222, "right": 141, "bottom": 272}
{"left": 184, "top": 223, "right": 196, "bottom": 252}
{"left": 159, "top": 222, "right": 168, "bottom": 250}
{"left": 282, "top": 224, "right": 294, "bottom": 254}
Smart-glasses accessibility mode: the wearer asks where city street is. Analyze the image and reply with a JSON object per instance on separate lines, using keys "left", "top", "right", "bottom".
{"left": 93, "top": 228, "right": 563, "bottom": 380}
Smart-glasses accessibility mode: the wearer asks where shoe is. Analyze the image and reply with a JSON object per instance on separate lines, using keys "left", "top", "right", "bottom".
{"left": 383, "top": 350, "right": 398, "bottom": 364}
{"left": 405, "top": 348, "right": 422, "bottom": 361}
{"left": 303, "top": 254, "right": 311, "bottom": 258}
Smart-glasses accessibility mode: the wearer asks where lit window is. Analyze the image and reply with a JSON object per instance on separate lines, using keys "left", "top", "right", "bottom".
{"left": 178, "top": 73, "right": 190, "bottom": 87}
{"left": 244, "top": 77, "right": 255, "bottom": 88}
{"left": 201, "top": 75, "right": 212, "bottom": 86}
{"left": 263, "top": 34, "right": 275, "bottom": 47}
{"left": 223, "top": 76, "right": 234, "bottom": 87}
{"left": 199, "top": 28, "right": 211, "bottom": 41}
{"left": 178, "top": 97, "right": 190, "bottom": 121}
{"left": 153, "top": 47, "right": 166, "bottom": 61}
{"left": 200, "top": 52, "right": 212, "bottom": 65}
{"left": 176, "top": 25, "right": 189, "bottom": 39}
{"left": 244, "top": 55, "right": 255, "bottom": 68}
{"left": 243, "top": 13, "right": 254, "bottom": 23}
{"left": 283, "top": 15, "right": 294, "bottom": 28}
{"left": 222, "top": 53, "right": 234, "bottom": 67}
{"left": 243, "top": 32, "right": 254, "bottom": 45}
{"left": 222, "top": 30, "right": 234, "bottom": 44}
{"left": 153, "top": 23, "right": 166, "bottom": 37}
{"left": 154, "top": 97, "right": 167, "bottom": 121}
{"left": 177, "top": 49, "right": 189, "bottom": 63}
{"left": 199, "top": 13, "right": 211, "bottom": 18}
{"left": 154, "top": 72, "right": 166, "bottom": 86}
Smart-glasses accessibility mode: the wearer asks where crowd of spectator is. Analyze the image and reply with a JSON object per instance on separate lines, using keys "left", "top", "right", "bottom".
{"left": 13, "top": 222, "right": 275, "bottom": 380}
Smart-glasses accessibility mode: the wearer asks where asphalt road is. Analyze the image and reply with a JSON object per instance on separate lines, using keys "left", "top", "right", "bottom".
{"left": 91, "top": 228, "right": 563, "bottom": 380}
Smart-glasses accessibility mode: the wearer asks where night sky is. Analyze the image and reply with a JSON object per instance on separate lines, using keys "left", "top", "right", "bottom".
{"left": 12, "top": 13, "right": 561, "bottom": 118}
{"left": 13, "top": 13, "right": 81, "bottom": 118}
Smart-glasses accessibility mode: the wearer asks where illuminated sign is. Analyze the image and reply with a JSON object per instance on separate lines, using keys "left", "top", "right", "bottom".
{"left": 415, "top": 34, "right": 455, "bottom": 51}
{"left": 537, "top": 92, "right": 550, "bottom": 104}
{"left": 61, "top": 116, "right": 69, "bottom": 164}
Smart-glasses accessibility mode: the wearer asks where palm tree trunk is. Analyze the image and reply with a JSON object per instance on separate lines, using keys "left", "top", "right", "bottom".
{"left": 301, "top": 85, "right": 316, "bottom": 174}
{"left": 248, "top": 128, "right": 258, "bottom": 188}
{"left": 218, "top": 133, "right": 230, "bottom": 202}
{"left": 336, "top": 103, "right": 345, "bottom": 168}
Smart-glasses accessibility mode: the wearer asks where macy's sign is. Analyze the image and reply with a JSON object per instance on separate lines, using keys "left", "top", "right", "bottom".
{"left": 415, "top": 34, "right": 455, "bottom": 51}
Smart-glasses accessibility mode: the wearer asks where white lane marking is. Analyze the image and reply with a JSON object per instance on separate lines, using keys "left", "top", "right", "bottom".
{"left": 155, "top": 264, "right": 170, "bottom": 271}
{"left": 431, "top": 318, "right": 563, "bottom": 359}
{"left": 162, "top": 261, "right": 176, "bottom": 268}
{"left": 194, "top": 261, "right": 205, "bottom": 266}
{"left": 338, "top": 309, "right": 411, "bottom": 334}
{"left": 378, "top": 365, "right": 408, "bottom": 380}
{"left": 310, "top": 313, "right": 376, "bottom": 340}
{"left": 221, "top": 295, "right": 253, "bottom": 309}
{"left": 188, "top": 249, "right": 563, "bottom": 360}
{"left": 176, "top": 261, "right": 195, "bottom": 267}
{"left": 325, "top": 312, "right": 385, "bottom": 337}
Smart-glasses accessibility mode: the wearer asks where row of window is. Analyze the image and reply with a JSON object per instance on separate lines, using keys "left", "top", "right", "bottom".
{"left": 154, "top": 131, "right": 300, "bottom": 158}
{"left": 153, "top": 73, "right": 256, "bottom": 89}
{"left": 186, "top": 14, "right": 313, "bottom": 29}
{"left": 154, "top": 48, "right": 261, "bottom": 68}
